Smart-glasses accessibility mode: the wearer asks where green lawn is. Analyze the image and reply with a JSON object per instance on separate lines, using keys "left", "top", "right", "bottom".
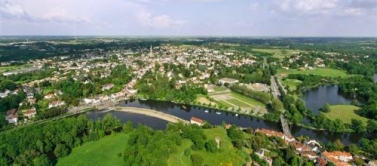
{"left": 226, "top": 98, "right": 251, "bottom": 107}
{"left": 168, "top": 127, "right": 247, "bottom": 166}
{"left": 57, "top": 133, "right": 129, "bottom": 166}
{"left": 281, "top": 79, "right": 302, "bottom": 91}
{"left": 230, "top": 92, "right": 265, "bottom": 107}
{"left": 0, "top": 65, "right": 25, "bottom": 73}
{"left": 324, "top": 105, "right": 369, "bottom": 125}
{"left": 252, "top": 48, "right": 303, "bottom": 59}
{"left": 277, "top": 68, "right": 348, "bottom": 77}
{"left": 214, "top": 86, "right": 228, "bottom": 92}
{"left": 168, "top": 140, "right": 192, "bottom": 166}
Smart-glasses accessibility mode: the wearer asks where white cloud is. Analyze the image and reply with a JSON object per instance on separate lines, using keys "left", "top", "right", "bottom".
{"left": 274, "top": 0, "right": 339, "bottom": 14}
{"left": 135, "top": 9, "right": 185, "bottom": 28}
{"left": 249, "top": 2, "right": 259, "bottom": 12}
{"left": 0, "top": 0, "right": 30, "bottom": 19}
{"left": 41, "top": 7, "right": 92, "bottom": 23}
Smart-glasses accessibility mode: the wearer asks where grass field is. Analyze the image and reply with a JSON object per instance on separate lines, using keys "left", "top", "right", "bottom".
{"left": 57, "top": 133, "right": 129, "bottom": 166}
{"left": 168, "top": 127, "right": 247, "bottom": 166}
{"left": 208, "top": 91, "right": 267, "bottom": 114}
{"left": 277, "top": 68, "right": 348, "bottom": 77}
{"left": 252, "top": 48, "right": 303, "bottom": 59}
{"left": 230, "top": 92, "right": 265, "bottom": 107}
{"left": 324, "top": 105, "right": 369, "bottom": 125}
{"left": 281, "top": 79, "right": 302, "bottom": 91}
{"left": 0, "top": 65, "right": 25, "bottom": 73}
{"left": 214, "top": 86, "right": 228, "bottom": 92}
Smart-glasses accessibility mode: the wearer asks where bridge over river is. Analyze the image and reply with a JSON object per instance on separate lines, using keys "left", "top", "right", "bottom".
{"left": 270, "top": 76, "right": 292, "bottom": 137}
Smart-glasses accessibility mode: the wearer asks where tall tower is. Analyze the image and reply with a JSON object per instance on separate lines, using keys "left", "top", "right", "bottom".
{"left": 149, "top": 45, "right": 153, "bottom": 58}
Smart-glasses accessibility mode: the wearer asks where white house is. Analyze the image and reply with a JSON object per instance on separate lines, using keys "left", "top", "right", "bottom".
{"left": 22, "top": 108, "right": 37, "bottom": 118}
{"left": 48, "top": 100, "right": 66, "bottom": 108}
{"left": 190, "top": 117, "right": 204, "bottom": 126}
{"left": 218, "top": 78, "right": 239, "bottom": 85}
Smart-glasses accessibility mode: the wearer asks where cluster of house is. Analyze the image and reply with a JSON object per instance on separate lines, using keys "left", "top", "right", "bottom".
{"left": 5, "top": 108, "right": 37, "bottom": 124}
{"left": 254, "top": 128, "right": 355, "bottom": 166}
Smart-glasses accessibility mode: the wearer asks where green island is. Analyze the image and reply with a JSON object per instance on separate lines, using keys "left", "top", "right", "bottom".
{"left": 324, "top": 105, "right": 368, "bottom": 125}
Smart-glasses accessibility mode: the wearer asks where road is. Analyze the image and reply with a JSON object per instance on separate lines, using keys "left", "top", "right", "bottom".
{"left": 270, "top": 76, "right": 292, "bottom": 137}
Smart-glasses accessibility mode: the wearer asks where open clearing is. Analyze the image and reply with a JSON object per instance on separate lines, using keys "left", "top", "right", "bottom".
{"left": 324, "top": 105, "right": 369, "bottom": 125}
{"left": 196, "top": 95, "right": 217, "bottom": 106}
{"left": 57, "top": 133, "right": 129, "bottom": 166}
{"left": 168, "top": 127, "right": 248, "bottom": 166}
{"left": 281, "top": 79, "right": 302, "bottom": 91}
{"left": 209, "top": 91, "right": 267, "bottom": 114}
{"left": 60, "top": 127, "right": 249, "bottom": 166}
{"left": 277, "top": 68, "right": 348, "bottom": 77}
{"left": 0, "top": 65, "right": 25, "bottom": 74}
{"left": 252, "top": 48, "right": 303, "bottom": 59}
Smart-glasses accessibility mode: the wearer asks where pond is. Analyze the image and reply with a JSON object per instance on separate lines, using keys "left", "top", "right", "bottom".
{"left": 302, "top": 85, "right": 352, "bottom": 115}
{"left": 86, "top": 99, "right": 369, "bottom": 145}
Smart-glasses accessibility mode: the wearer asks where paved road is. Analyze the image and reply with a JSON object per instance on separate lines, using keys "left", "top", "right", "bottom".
{"left": 270, "top": 76, "right": 281, "bottom": 98}
{"left": 270, "top": 76, "right": 292, "bottom": 137}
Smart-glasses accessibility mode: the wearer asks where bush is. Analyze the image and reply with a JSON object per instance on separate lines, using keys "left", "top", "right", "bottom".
{"left": 190, "top": 154, "right": 204, "bottom": 166}
{"left": 184, "top": 148, "right": 191, "bottom": 156}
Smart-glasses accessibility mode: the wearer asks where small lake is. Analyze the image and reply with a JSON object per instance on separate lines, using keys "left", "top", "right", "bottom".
{"left": 302, "top": 85, "right": 352, "bottom": 115}
{"left": 86, "top": 99, "right": 369, "bottom": 145}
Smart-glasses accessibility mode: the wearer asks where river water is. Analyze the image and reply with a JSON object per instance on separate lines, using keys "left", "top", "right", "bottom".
{"left": 86, "top": 99, "right": 368, "bottom": 145}
{"left": 302, "top": 85, "right": 352, "bottom": 114}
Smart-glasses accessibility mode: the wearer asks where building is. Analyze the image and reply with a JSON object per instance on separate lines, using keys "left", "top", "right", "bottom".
{"left": 190, "top": 117, "right": 204, "bottom": 126}
{"left": 22, "top": 108, "right": 37, "bottom": 118}
{"left": 301, "top": 151, "right": 318, "bottom": 160}
{"left": 5, "top": 109, "right": 18, "bottom": 124}
{"left": 48, "top": 100, "right": 66, "bottom": 108}
{"left": 255, "top": 128, "right": 296, "bottom": 143}
{"left": 322, "top": 151, "right": 353, "bottom": 166}
{"left": 218, "top": 78, "right": 239, "bottom": 85}
{"left": 102, "top": 84, "right": 114, "bottom": 91}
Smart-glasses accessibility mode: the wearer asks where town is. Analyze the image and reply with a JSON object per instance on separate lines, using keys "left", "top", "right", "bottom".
{"left": 0, "top": 37, "right": 376, "bottom": 166}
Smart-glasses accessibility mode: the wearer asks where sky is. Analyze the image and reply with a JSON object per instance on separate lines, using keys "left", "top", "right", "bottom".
{"left": 0, "top": 0, "right": 376, "bottom": 36}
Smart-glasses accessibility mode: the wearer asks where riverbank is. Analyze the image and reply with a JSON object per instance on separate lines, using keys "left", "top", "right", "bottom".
{"left": 114, "top": 106, "right": 189, "bottom": 124}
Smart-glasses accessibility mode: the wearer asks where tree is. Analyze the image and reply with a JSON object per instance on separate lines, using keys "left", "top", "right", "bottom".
{"left": 33, "top": 154, "right": 50, "bottom": 166}
{"left": 190, "top": 154, "right": 203, "bottom": 166}
{"left": 321, "top": 103, "right": 331, "bottom": 113}
{"left": 351, "top": 119, "right": 365, "bottom": 132}
{"left": 272, "top": 158, "right": 283, "bottom": 166}
{"left": 184, "top": 148, "right": 191, "bottom": 156}
{"left": 54, "top": 144, "right": 70, "bottom": 158}
{"left": 367, "top": 120, "right": 377, "bottom": 133}
{"left": 205, "top": 140, "right": 218, "bottom": 153}
{"left": 271, "top": 98, "right": 283, "bottom": 112}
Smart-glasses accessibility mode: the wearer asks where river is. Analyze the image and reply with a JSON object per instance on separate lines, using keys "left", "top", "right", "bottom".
{"left": 302, "top": 85, "right": 352, "bottom": 114}
{"left": 86, "top": 99, "right": 368, "bottom": 145}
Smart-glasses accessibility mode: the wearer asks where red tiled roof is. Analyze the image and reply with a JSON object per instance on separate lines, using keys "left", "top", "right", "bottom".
{"left": 190, "top": 117, "right": 204, "bottom": 124}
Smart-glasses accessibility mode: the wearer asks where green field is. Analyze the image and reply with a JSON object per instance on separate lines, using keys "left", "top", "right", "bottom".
{"left": 168, "top": 127, "right": 247, "bottom": 166}
{"left": 281, "top": 79, "right": 302, "bottom": 91}
{"left": 324, "top": 105, "right": 369, "bottom": 125}
{"left": 0, "top": 65, "right": 25, "bottom": 73}
{"left": 60, "top": 127, "right": 249, "bottom": 166}
{"left": 214, "top": 86, "right": 228, "bottom": 92}
{"left": 226, "top": 98, "right": 251, "bottom": 107}
{"left": 230, "top": 92, "right": 265, "bottom": 108}
{"left": 277, "top": 68, "right": 348, "bottom": 77}
{"left": 252, "top": 48, "right": 303, "bottom": 59}
{"left": 57, "top": 133, "right": 129, "bottom": 166}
